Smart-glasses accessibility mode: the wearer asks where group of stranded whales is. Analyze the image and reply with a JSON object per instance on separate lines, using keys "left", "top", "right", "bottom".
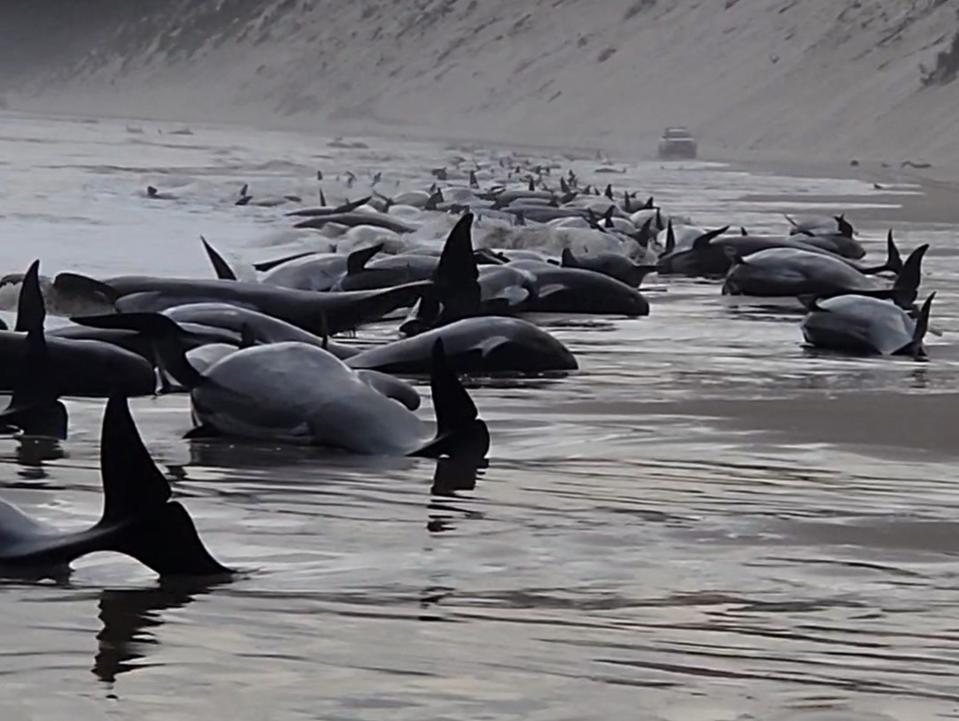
{"left": 0, "top": 156, "right": 940, "bottom": 579}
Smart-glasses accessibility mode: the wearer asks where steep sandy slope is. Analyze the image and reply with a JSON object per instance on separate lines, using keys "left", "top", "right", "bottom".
{"left": 3, "top": 0, "right": 959, "bottom": 164}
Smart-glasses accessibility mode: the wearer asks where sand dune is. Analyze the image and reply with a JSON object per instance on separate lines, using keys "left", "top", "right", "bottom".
{"left": 2, "top": 0, "right": 959, "bottom": 166}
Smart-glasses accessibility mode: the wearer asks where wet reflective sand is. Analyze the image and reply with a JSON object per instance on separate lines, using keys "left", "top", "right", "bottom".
{"left": 0, "top": 113, "right": 957, "bottom": 720}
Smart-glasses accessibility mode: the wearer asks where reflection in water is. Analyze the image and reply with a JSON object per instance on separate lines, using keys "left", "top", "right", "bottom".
{"left": 93, "top": 579, "right": 228, "bottom": 683}
{"left": 15, "top": 437, "right": 65, "bottom": 481}
{"left": 427, "top": 459, "right": 485, "bottom": 533}
{"left": 1, "top": 114, "right": 958, "bottom": 717}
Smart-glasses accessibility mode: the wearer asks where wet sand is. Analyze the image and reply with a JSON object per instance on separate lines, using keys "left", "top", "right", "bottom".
{"left": 558, "top": 391, "right": 959, "bottom": 460}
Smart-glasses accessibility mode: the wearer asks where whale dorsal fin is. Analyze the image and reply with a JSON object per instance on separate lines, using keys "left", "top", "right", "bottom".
{"left": 15, "top": 259, "right": 44, "bottom": 333}
{"left": 411, "top": 339, "right": 489, "bottom": 460}
{"left": 561, "top": 248, "right": 580, "bottom": 268}
{"left": 97, "top": 396, "right": 231, "bottom": 576}
{"left": 835, "top": 214, "right": 855, "bottom": 238}
{"left": 603, "top": 206, "right": 615, "bottom": 228}
{"left": 692, "top": 226, "right": 730, "bottom": 251}
{"left": 885, "top": 230, "right": 903, "bottom": 274}
{"left": 100, "top": 396, "right": 171, "bottom": 525}
{"left": 425, "top": 189, "right": 444, "bottom": 210}
{"left": 200, "top": 237, "right": 237, "bottom": 281}
{"left": 72, "top": 313, "right": 204, "bottom": 390}
{"left": 433, "top": 213, "right": 480, "bottom": 322}
{"left": 0, "top": 265, "right": 67, "bottom": 438}
{"left": 346, "top": 243, "right": 384, "bottom": 275}
{"left": 665, "top": 219, "right": 675, "bottom": 254}
{"left": 909, "top": 292, "right": 936, "bottom": 359}
{"left": 252, "top": 251, "right": 316, "bottom": 272}
{"left": 335, "top": 195, "right": 372, "bottom": 213}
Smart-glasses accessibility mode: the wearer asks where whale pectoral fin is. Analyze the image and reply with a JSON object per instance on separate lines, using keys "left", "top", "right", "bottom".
{"left": 537, "top": 283, "right": 567, "bottom": 300}
{"left": 52, "top": 272, "right": 119, "bottom": 307}
{"left": 477, "top": 336, "right": 510, "bottom": 358}
{"left": 486, "top": 287, "right": 530, "bottom": 309}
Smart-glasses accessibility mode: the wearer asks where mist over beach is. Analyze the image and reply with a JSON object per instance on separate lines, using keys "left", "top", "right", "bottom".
{"left": 4, "top": 0, "right": 959, "bottom": 166}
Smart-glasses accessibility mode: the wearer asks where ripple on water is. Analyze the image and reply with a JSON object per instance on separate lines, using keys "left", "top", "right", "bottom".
{"left": 0, "top": 114, "right": 957, "bottom": 719}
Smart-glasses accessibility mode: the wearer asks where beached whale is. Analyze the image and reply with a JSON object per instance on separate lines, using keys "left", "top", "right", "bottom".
{"left": 802, "top": 293, "right": 935, "bottom": 357}
{"left": 0, "top": 396, "right": 229, "bottom": 578}
{"left": 723, "top": 244, "right": 928, "bottom": 306}
{"left": 347, "top": 317, "right": 577, "bottom": 374}
{"left": 178, "top": 338, "right": 489, "bottom": 457}
{"left": 0, "top": 262, "right": 155, "bottom": 399}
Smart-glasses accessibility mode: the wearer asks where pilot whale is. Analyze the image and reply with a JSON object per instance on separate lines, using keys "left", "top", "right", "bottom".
{"left": 802, "top": 293, "right": 935, "bottom": 357}
{"left": 59, "top": 272, "right": 429, "bottom": 336}
{"left": 0, "top": 396, "right": 229, "bottom": 577}
{"left": 0, "top": 261, "right": 156, "bottom": 398}
{"left": 180, "top": 338, "right": 489, "bottom": 457}
{"left": 347, "top": 317, "right": 577, "bottom": 374}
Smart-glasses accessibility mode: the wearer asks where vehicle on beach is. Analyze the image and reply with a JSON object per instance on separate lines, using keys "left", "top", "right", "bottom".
{"left": 657, "top": 126, "right": 698, "bottom": 159}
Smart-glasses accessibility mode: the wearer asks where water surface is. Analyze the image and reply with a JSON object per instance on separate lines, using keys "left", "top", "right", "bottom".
{"left": 0, "top": 112, "right": 956, "bottom": 720}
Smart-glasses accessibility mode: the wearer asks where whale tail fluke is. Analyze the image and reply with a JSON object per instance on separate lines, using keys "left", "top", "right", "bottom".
{"left": 891, "top": 243, "right": 929, "bottom": 308}
{"left": 859, "top": 230, "right": 903, "bottom": 276}
{"left": 885, "top": 230, "right": 904, "bottom": 274}
{"left": 560, "top": 247, "right": 580, "bottom": 269}
{"left": 412, "top": 339, "right": 489, "bottom": 461}
{"left": 97, "top": 396, "right": 230, "bottom": 577}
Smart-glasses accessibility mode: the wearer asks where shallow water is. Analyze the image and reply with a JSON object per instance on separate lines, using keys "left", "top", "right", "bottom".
{"left": 0, "top": 112, "right": 958, "bottom": 720}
